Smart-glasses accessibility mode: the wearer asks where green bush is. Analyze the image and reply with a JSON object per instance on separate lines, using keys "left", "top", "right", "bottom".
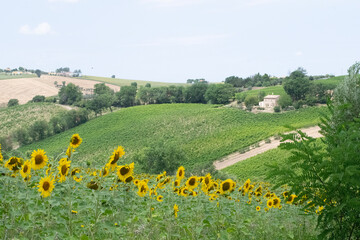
{"left": 28, "top": 120, "right": 50, "bottom": 141}
{"left": 32, "top": 95, "right": 45, "bottom": 102}
{"left": 13, "top": 128, "right": 31, "bottom": 146}
{"left": 45, "top": 96, "right": 57, "bottom": 103}
{"left": 278, "top": 95, "right": 292, "bottom": 109}
{"left": 0, "top": 136, "right": 13, "bottom": 152}
{"left": 7, "top": 99, "right": 19, "bottom": 107}
{"left": 274, "top": 106, "right": 281, "bottom": 112}
{"left": 244, "top": 95, "right": 259, "bottom": 109}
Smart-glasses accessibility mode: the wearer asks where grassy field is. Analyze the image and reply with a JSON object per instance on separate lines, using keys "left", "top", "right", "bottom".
{"left": 313, "top": 75, "right": 345, "bottom": 87}
{"left": 78, "top": 75, "right": 188, "bottom": 88}
{"left": 0, "top": 103, "right": 67, "bottom": 138}
{"left": 17, "top": 104, "right": 328, "bottom": 169}
{"left": 0, "top": 73, "right": 37, "bottom": 80}
{"left": 223, "top": 138, "right": 324, "bottom": 183}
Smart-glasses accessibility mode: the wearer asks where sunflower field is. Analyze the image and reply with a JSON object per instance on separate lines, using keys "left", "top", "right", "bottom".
{"left": 0, "top": 135, "right": 320, "bottom": 239}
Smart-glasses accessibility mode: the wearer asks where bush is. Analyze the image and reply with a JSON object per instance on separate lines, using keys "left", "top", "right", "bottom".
{"left": 131, "top": 142, "right": 186, "bottom": 175}
{"left": 274, "top": 106, "right": 281, "bottom": 112}
{"left": 13, "top": 128, "right": 31, "bottom": 146}
{"left": 28, "top": 120, "right": 50, "bottom": 141}
{"left": 32, "top": 95, "right": 45, "bottom": 102}
{"left": 278, "top": 95, "right": 292, "bottom": 109}
{"left": 204, "top": 84, "right": 235, "bottom": 104}
{"left": 50, "top": 116, "right": 67, "bottom": 134}
{"left": 244, "top": 95, "right": 259, "bottom": 109}
{"left": 45, "top": 96, "right": 57, "bottom": 103}
{"left": 7, "top": 99, "right": 19, "bottom": 107}
{"left": 0, "top": 136, "right": 13, "bottom": 152}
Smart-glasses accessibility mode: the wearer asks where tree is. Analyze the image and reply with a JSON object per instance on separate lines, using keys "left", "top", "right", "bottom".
{"left": 86, "top": 94, "right": 113, "bottom": 116}
{"left": 283, "top": 68, "right": 312, "bottom": 101}
{"left": 32, "top": 95, "right": 45, "bottom": 102}
{"left": 244, "top": 95, "right": 258, "bottom": 110}
{"left": 204, "top": 84, "right": 235, "bottom": 104}
{"left": 225, "top": 76, "right": 244, "bottom": 88}
{"left": 94, "top": 83, "right": 114, "bottom": 96}
{"left": 7, "top": 99, "right": 19, "bottom": 107}
{"left": 269, "top": 62, "right": 360, "bottom": 239}
{"left": 115, "top": 86, "right": 137, "bottom": 107}
{"left": 278, "top": 95, "right": 292, "bottom": 109}
{"left": 145, "top": 83, "right": 151, "bottom": 88}
{"left": 35, "top": 69, "right": 42, "bottom": 78}
{"left": 58, "top": 83, "right": 83, "bottom": 105}
{"left": 111, "top": 75, "right": 115, "bottom": 78}
{"left": 184, "top": 83, "right": 208, "bottom": 103}
{"left": 131, "top": 82, "right": 138, "bottom": 88}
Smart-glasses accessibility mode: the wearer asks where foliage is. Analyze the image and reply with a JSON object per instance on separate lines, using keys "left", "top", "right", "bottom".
{"left": 278, "top": 95, "right": 292, "bottom": 109}
{"left": 32, "top": 95, "right": 45, "bottom": 102}
{"left": 35, "top": 69, "right": 42, "bottom": 78}
{"left": 204, "top": 84, "right": 235, "bottom": 104}
{"left": 184, "top": 83, "right": 208, "bottom": 103}
{"left": 94, "top": 83, "right": 114, "bottom": 96}
{"left": 19, "top": 104, "right": 328, "bottom": 169}
{"left": 244, "top": 95, "right": 258, "bottom": 109}
{"left": 13, "top": 128, "right": 31, "bottom": 146}
{"left": 115, "top": 86, "right": 137, "bottom": 107}
{"left": 59, "top": 83, "right": 83, "bottom": 105}
{"left": 273, "top": 106, "right": 281, "bottom": 112}
{"left": 283, "top": 68, "right": 312, "bottom": 101}
{"left": 268, "top": 63, "right": 360, "bottom": 239}
{"left": 7, "top": 99, "right": 19, "bottom": 107}
{"left": 131, "top": 142, "right": 186, "bottom": 175}
{"left": 28, "top": 120, "right": 51, "bottom": 141}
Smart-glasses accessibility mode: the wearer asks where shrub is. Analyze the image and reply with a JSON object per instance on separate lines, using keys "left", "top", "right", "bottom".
{"left": 45, "top": 96, "right": 57, "bottom": 103}
{"left": 274, "top": 106, "right": 281, "bottom": 112}
{"left": 0, "top": 136, "right": 13, "bottom": 152}
{"left": 278, "top": 95, "right": 292, "bottom": 109}
{"left": 244, "top": 95, "right": 259, "bottom": 109}
{"left": 50, "top": 116, "right": 67, "bottom": 134}
{"left": 13, "top": 128, "right": 31, "bottom": 146}
{"left": 32, "top": 95, "right": 45, "bottom": 102}
{"left": 28, "top": 120, "right": 50, "bottom": 141}
{"left": 7, "top": 99, "right": 19, "bottom": 107}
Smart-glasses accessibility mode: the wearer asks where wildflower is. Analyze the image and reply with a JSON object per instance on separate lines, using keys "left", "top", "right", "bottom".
{"left": 174, "top": 204, "right": 179, "bottom": 218}
{"left": 156, "top": 195, "right": 164, "bottom": 202}
{"left": 286, "top": 194, "right": 297, "bottom": 204}
{"left": 117, "top": 163, "right": 134, "bottom": 182}
{"left": 185, "top": 176, "right": 199, "bottom": 190}
{"left": 66, "top": 146, "right": 74, "bottom": 159}
{"left": 71, "top": 210, "right": 78, "bottom": 214}
{"left": 272, "top": 197, "right": 281, "bottom": 208}
{"left": 69, "top": 134, "right": 82, "bottom": 149}
{"left": 108, "top": 146, "right": 125, "bottom": 170}
{"left": 20, "top": 160, "right": 32, "bottom": 179}
{"left": 176, "top": 166, "right": 185, "bottom": 180}
{"left": 58, "top": 159, "right": 71, "bottom": 183}
{"left": 137, "top": 180, "right": 149, "bottom": 197}
{"left": 267, "top": 199, "right": 273, "bottom": 208}
{"left": 5, "top": 157, "right": 22, "bottom": 171}
{"left": 219, "top": 179, "right": 235, "bottom": 195}
{"left": 256, "top": 206, "right": 261, "bottom": 211}
{"left": 38, "top": 175, "right": 55, "bottom": 198}
{"left": 31, "top": 149, "right": 48, "bottom": 170}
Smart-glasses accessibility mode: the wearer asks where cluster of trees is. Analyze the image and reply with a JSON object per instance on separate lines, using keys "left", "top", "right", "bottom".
{"left": 225, "top": 73, "right": 282, "bottom": 88}
{"left": 57, "top": 81, "right": 237, "bottom": 116}
{"left": 0, "top": 109, "right": 89, "bottom": 151}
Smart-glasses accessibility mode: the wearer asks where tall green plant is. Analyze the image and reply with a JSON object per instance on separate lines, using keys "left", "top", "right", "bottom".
{"left": 268, "top": 62, "right": 360, "bottom": 239}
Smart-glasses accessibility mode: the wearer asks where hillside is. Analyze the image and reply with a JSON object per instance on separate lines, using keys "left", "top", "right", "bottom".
{"left": 78, "top": 75, "right": 188, "bottom": 88}
{"left": 0, "top": 73, "right": 36, "bottom": 80}
{"left": 18, "top": 104, "right": 328, "bottom": 169}
{"left": 0, "top": 102, "right": 67, "bottom": 138}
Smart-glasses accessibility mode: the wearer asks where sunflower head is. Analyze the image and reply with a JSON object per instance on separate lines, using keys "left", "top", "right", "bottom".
{"left": 20, "top": 160, "right": 32, "bottom": 178}
{"left": 108, "top": 146, "right": 125, "bottom": 169}
{"left": 137, "top": 181, "right": 149, "bottom": 197}
{"left": 219, "top": 179, "right": 235, "bottom": 195}
{"left": 176, "top": 166, "right": 185, "bottom": 179}
{"left": 256, "top": 206, "right": 261, "bottom": 211}
{"left": 58, "top": 159, "right": 71, "bottom": 183}
{"left": 173, "top": 204, "right": 179, "bottom": 218}
{"left": 70, "top": 134, "right": 82, "bottom": 149}
{"left": 185, "top": 176, "right": 199, "bottom": 190}
{"left": 0, "top": 144, "right": 3, "bottom": 163}
{"left": 116, "top": 163, "right": 134, "bottom": 182}
{"left": 38, "top": 175, "right": 55, "bottom": 198}
{"left": 31, "top": 149, "right": 48, "bottom": 170}
{"left": 267, "top": 199, "right": 273, "bottom": 208}
{"left": 5, "top": 157, "right": 22, "bottom": 171}
{"left": 156, "top": 195, "right": 164, "bottom": 202}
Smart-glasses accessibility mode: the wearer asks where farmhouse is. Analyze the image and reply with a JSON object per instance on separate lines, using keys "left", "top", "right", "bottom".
{"left": 259, "top": 94, "right": 280, "bottom": 108}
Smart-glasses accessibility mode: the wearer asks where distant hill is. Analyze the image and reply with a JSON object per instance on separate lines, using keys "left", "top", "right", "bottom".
{"left": 18, "top": 104, "right": 328, "bottom": 170}
{"left": 0, "top": 73, "right": 37, "bottom": 80}
{"left": 78, "top": 75, "right": 188, "bottom": 88}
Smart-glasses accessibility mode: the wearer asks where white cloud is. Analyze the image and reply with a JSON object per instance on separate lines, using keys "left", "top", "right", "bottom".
{"left": 295, "top": 51, "right": 303, "bottom": 56}
{"left": 48, "top": 0, "right": 80, "bottom": 2}
{"left": 19, "top": 22, "right": 54, "bottom": 35}
{"left": 131, "top": 34, "right": 229, "bottom": 47}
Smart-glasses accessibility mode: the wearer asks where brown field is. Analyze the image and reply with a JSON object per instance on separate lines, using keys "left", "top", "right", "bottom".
{"left": 0, "top": 75, "right": 120, "bottom": 106}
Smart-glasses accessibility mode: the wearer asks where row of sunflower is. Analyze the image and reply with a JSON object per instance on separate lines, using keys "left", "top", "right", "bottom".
{"left": 0, "top": 134, "right": 322, "bottom": 217}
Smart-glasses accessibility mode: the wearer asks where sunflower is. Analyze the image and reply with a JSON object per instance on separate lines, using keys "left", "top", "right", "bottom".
{"left": 282, "top": 191, "right": 289, "bottom": 199}
{"left": 176, "top": 166, "right": 185, "bottom": 180}
{"left": 272, "top": 197, "right": 281, "bottom": 208}
{"left": 101, "top": 164, "right": 110, "bottom": 177}
{"left": 108, "top": 146, "right": 125, "bottom": 170}
{"left": 58, "top": 159, "right": 71, "bottom": 182}
{"left": 0, "top": 144, "right": 3, "bottom": 163}
{"left": 87, "top": 181, "right": 99, "bottom": 190}
{"left": 256, "top": 206, "right": 261, "bottom": 211}
{"left": 38, "top": 175, "right": 55, "bottom": 198}
{"left": 243, "top": 179, "right": 251, "bottom": 192}
{"left": 219, "top": 179, "right": 236, "bottom": 195}
{"left": 149, "top": 187, "right": 158, "bottom": 197}
{"left": 20, "top": 160, "right": 32, "bottom": 179}
{"left": 286, "top": 194, "right": 296, "bottom": 204}
{"left": 267, "top": 199, "right": 273, "bottom": 208}
{"left": 125, "top": 175, "right": 134, "bottom": 183}
{"left": 156, "top": 195, "right": 164, "bottom": 202}
{"left": 73, "top": 176, "right": 82, "bottom": 182}
{"left": 31, "top": 149, "right": 48, "bottom": 170}
{"left": 180, "top": 187, "right": 189, "bottom": 197}
{"left": 5, "top": 157, "right": 21, "bottom": 171}
{"left": 174, "top": 179, "right": 180, "bottom": 187}
{"left": 69, "top": 134, "right": 82, "bottom": 149}
{"left": 174, "top": 204, "right": 179, "bottom": 218}
{"left": 156, "top": 171, "right": 166, "bottom": 181}
{"left": 185, "top": 176, "right": 199, "bottom": 190}
{"left": 66, "top": 146, "right": 74, "bottom": 159}
{"left": 71, "top": 167, "right": 81, "bottom": 176}
{"left": 133, "top": 179, "right": 140, "bottom": 186}
{"left": 203, "top": 173, "right": 211, "bottom": 186}
{"left": 116, "top": 163, "right": 134, "bottom": 182}
{"left": 137, "top": 181, "right": 149, "bottom": 197}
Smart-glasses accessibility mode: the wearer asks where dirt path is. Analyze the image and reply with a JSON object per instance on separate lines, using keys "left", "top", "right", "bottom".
{"left": 214, "top": 126, "right": 322, "bottom": 170}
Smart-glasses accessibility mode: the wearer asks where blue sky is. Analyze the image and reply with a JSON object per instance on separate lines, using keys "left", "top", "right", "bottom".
{"left": 0, "top": 0, "right": 359, "bottom": 83}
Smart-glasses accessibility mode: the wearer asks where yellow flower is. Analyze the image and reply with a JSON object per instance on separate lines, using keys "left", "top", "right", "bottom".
{"left": 69, "top": 134, "right": 82, "bottom": 149}
{"left": 156, "top": 195, "right": 164, "bottom": 202}
{"left": 81, "top": 225, "right": 84, "bottom": 228}
{"left": 243, "top": 179, "right": 251, "bottom": 192}
{"left": 174, "top": 204, "right": 179, "bottom": 218}
{"left": 5, "top": 157, "right": 22, "bottom": 171}
{"left": 286, "top": 194, "right": 297, "bottom": 204}
{"left": 101, "top": 164, "right": 110, "bottom": 177}
{"left": 20, "top": 160, "right": 32, "bottom": 179}
{"left": 264, "top": 207, "right": 269, "bottom": 212}
{"left": 156, "top": 171, "right": 166, "bottom": 181}
{"left": 185, "top": 176, "right": 199, "bottom": 190}
{"left": 176, "top": 166, "right": 185, "bottom": 180}
{"left": 71, "top": 210, "right": 78, "bottom": 214}
{"left": 137, "top": 180, "right": 149, "bottom": 197}
{"left": 256, "top": 206, "right": 261, "bottom": 211}
{"left": 108, "top": 146, "right": 125, "bottom": 170}
{"left": 116, "top": 162, "right": 134, "bottom": 182}
{"left": 66, "top": 146, "right": 74, "bottom": 159}
{"left": 58, "top": 159, "right": 71, "bottom": 183}
{"left": 180, "top": 187, "right": 190, "bottom": 197}
{"left": 0, "top": 144, "right": 3, "bottom": 163}
{"left": 272, "top": 197, "right": 281, "bottom": 208}
{"left": 38, "top": 175, "right": 55, "bottom": 198}
{"left": 31, "top": 149, "right": 48, "bottom": 170}
{"left": 73, "top": 176, "right": 82, "bottom": 182}
{"left": 267, "top": 199, "right": 273, "bottom": 208}
{"left": 219, "top": 179, "right": 236, "bottom": 195}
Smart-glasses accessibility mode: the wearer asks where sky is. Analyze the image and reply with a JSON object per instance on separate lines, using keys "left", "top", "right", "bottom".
{"left": 0, "top": 0, "right": 359, "bottom": 83}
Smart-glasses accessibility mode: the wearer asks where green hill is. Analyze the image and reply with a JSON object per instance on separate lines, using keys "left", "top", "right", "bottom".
{"left": 17, "top": 104, "right": 328, "bottom": 169}
{"left": 78, "top": 75, "right": 188, "bottom": 88}
{"left": 0, "top": 73, "right": 37, "bottom": 80}
{"left": 0, "top": 102, "right": 67, "bottom": 138}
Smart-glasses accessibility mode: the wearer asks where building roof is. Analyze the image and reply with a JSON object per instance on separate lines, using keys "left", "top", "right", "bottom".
{"left": 264, "top": 95, "right": 280, "bottom": 99}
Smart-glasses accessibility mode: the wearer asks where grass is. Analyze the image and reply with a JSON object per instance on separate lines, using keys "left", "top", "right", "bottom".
{"left": 78, "top": 75, "right": 188, "bottom": 88}
{"left": 223, "top": 138, "right": 324, "bottom": 183}
{"left": 313, "top": 75, "right": 345, "bottom": 87}
{"left": 18, "top": 104, "right": 328, "bottom": 169}
{"left": 0, "top": 73, "right": 37, "bottom": 80}
{"left": 0, "top": 103, "right": 67, "bottom": 138}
